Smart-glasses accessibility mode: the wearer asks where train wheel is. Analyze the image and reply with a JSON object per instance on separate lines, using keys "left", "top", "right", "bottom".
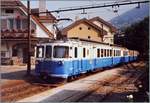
{"left": 67, "top": 76, "right": 73, "bottom": 82}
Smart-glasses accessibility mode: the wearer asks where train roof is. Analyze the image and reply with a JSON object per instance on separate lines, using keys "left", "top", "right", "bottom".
{"left": 38, "top": 38, "right": 128, "bottom": 49}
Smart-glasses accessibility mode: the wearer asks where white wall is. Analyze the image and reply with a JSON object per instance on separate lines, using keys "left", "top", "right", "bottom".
{"left": 35, "top": 24, "right": 50, "bottom": 38}
{"left": 1, "top": 42, "right": 14, "bottom": 58}
{"left": 93, "top": 21, "right": 114, "bottom": 44}
{"left": 19, "top": 7, "right": 50, "bottom": 38}
{"left": 43, "top": 23, "right": 56, "bottom": 38}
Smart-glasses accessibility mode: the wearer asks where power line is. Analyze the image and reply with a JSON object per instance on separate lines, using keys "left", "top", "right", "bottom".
{"left": 33, "top": 0, "right": 149, "bottom": 14}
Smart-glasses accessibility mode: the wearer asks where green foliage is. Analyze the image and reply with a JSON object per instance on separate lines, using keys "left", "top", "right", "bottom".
{"left": 115, "top": 17, "right": 149, "bottom": 60}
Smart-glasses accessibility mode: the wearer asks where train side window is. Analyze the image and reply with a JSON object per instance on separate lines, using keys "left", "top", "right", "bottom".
{"left": 53, "top": 46, "right": 69, "bottom": 58}
{"left": 116, "top": 50, "right": 118, "bottom": 56}
{"left": 36, "top": 46, "right": 44, "bottom": 58}
{"left": 46, "top": 46, "right": 52, "bottom": 58}
{"left": 83, "top": 48, "right": 86, "bottom": 58}
{"left": 74, "top": 47, "right": 77, "bottom": 58}
{"left": 114, "top": 50, "right": 115, "bottom": 56}
{"left": 107, "top": 49, "right": 109, "bottom": 57}
{"left": 110, "top": 50, "right": 112, "bottom": 56}
{"left": 104, "top": 49, "right": 107, "bottom": 57}
{"left": 101, "top": 49, "right": 103, "bottom": 57}
{"left": 97, "top": 49, "right": 100, "bottom": 57}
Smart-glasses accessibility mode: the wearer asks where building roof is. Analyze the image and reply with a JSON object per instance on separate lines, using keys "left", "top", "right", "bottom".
{"left": 1, "top": 0, "right": 55, "bottom": 39}
{"left": 61, "top": 18, "right": 107, "bottom": 36}
{"left": 89, "top": 16, "right": 117, "bottom": 33}
{"left": 31, "top": 8, "right": 57, "bottom": 23}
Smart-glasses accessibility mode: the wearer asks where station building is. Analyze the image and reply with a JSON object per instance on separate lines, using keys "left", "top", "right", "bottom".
{"left": 61, "top": 18, "right": 107, "bottom": 42}
{"left": 60, "top": 17, "right": 117, "bottom": 44}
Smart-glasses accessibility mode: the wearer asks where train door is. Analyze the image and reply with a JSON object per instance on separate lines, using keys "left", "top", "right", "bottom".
{"left": 89, "top": 45, "right": 94, "bottom": 70}
{"left": 69, "top": 46, "right": 74, "bottom": 75}
{"left": 93, "top": 46, "right": 97, "bottom": 68}
{"left": 78, "top": 46, "right": 82, "bottom": 73}
{"left": 72, "top": 46, "right": 80, "bottom": 75}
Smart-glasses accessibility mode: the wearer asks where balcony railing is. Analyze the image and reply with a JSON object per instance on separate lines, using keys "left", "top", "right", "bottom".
{"left": 1, "top": 29, "right": 35, "bottom": 38}
{"left": 1, "top": 29, "right": 35, "bottom": 33}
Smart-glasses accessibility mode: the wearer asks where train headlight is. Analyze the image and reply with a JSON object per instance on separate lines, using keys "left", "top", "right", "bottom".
{"left": 58, "top": 61, "right": 64, "bottom": 65}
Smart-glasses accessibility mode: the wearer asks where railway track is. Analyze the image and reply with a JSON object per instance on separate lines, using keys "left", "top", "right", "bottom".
{"left": 1, "top": 61, "right": 145, "bottom": 102}
{"left": 1, "top": 75, "right": 65, "bottom": 102}
{"left": 1, "top": 66, "right": 110, "bottom": 102}
{"left": 75, "top": 64, "right": 145, "bottom": 102}
{"left": 52, "top": 62, "right": 144, "bottom": 102}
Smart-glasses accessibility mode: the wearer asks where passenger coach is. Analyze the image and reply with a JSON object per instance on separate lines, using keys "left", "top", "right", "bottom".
{"left": 35, "top": 38, "right": 139, "bottom": 79}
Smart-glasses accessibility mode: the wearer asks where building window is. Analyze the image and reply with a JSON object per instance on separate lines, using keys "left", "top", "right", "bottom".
{"left": 111, "top": 39, "right": 113, "bottom": 43}
{"left": 88, "top": 27, "right": 91, "bottom": 30}
{"left": 16, "top": 18, "right": 21, "bottom": 29}
{"left": 98, "top": 34, "right": 101, "bottom": 37}
{"left": 5, "top": 9, "right": 14, "bottom": 14}
{"left": 1, "top": 51, "right": 6, "bottom": 58}
{"left": 74, "top": 47, "right": 77, "bottom": 58}
{"left": 22, "top": 19, "right": 28, "bottom": 29}
{"left": 8, "top": 19, "right": 14, "bottom": 29}
{"left": 12, "top": 48, "right": 18, "bottom": 56}
{"left": 79, "top": 27, "right": 82, "bottom": 30}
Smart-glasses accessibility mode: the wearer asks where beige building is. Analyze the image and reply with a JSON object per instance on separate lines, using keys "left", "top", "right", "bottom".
{"left": 61, "top": 18, "right": 107, "bottom": 42}
{"left": 89, "top": 17, "right": 117, "bottom": 44}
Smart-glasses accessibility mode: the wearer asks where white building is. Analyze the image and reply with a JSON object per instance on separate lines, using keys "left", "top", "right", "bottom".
{"left": 1, "top": 0, "right": 57, "bottom": 65}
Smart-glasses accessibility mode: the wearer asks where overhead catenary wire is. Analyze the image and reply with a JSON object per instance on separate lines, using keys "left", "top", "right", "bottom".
{"left": 34, "top": 0, "right": 149, "bottom": 14}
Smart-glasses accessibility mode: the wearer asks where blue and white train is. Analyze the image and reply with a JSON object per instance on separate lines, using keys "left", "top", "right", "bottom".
{"left": 35, "top": 38, "right": 139, "bottom": 79}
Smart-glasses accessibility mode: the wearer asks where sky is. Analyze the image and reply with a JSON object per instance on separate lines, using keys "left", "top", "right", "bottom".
{"left": 21, "top": 0, "right": 143, "bottom": 21}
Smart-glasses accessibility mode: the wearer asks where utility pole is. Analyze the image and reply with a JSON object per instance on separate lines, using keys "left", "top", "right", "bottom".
{"left": 27, "top": 0, "right": 31, "bottom": 75}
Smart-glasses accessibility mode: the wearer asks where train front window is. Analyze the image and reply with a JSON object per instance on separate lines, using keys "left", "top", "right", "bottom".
{"left": 36, "top": 46, "right": 44, "bottom": 58}
{"left": 53, "top": 46, "right": 69, "bottom": 58}
{"left": 46, "top": 46, "right": 52, "bottom": 58}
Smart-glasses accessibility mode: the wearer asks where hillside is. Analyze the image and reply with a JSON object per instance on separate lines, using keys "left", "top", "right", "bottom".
{"left": 110, "top": 3, "right": 149, "bottom": 29}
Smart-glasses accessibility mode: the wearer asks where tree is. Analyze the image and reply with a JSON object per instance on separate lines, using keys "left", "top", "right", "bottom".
{"left": 115, "top": 17, "right": 149, "bottom": 60}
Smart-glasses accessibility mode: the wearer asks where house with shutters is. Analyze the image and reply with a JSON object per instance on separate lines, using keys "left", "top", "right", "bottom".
{"left": 1, "top": 0, "right": 57, "bottom": 65}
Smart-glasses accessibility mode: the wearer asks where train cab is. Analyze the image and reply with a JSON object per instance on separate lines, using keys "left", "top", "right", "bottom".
{"left": 35, "top": 41, "right": 74, "bottom": 79}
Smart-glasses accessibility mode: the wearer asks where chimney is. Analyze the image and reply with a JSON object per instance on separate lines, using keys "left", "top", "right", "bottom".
{"left": 39, "top": 0, "right": 46, "bottom": 16}
{"left": 75, "top": 16, "right": 79, "bottom": 21}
